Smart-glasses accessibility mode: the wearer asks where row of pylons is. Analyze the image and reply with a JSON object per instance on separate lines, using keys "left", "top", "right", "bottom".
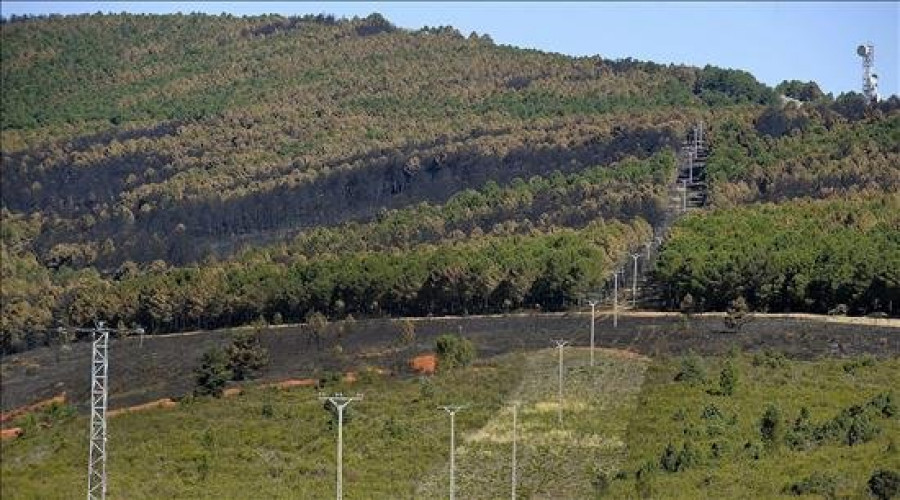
{"left": 598, "top": 122, "right": 711, "bottom": 311}
{"left": 677, "top": 121, "right": 709, "bottom": 211}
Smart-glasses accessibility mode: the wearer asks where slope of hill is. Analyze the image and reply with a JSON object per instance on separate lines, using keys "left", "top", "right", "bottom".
{"left": 2, "top": 12, "right": 899, "bottom": 351}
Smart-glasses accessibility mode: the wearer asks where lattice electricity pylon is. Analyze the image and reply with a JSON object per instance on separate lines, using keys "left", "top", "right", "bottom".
{"left": 59, "top": 321, "right": 144, "bottom": 500}
{"left": 87, "top": 321, "right": 109, "bottom": 500}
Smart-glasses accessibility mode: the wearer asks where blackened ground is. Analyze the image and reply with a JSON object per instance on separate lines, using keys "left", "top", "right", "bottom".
{"left": 1, "top": 312, "right": 897, "bottom": 412}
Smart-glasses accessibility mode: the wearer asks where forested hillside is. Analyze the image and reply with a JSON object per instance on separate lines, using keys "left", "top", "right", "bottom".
{"left": 654, "top": 195, "right": 899, "bottom": 315}
{"left": 2, "top": 12, "right": 899, "bottom": 350}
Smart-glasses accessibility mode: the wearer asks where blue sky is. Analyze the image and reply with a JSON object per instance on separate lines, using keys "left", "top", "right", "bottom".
{"left": 2, "top": 2, "right": 897, "bottom": 96}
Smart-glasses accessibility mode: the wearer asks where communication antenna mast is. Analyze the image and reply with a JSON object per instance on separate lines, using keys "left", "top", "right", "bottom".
{"left": 857, "top": 43, "right": 879, "bottom": 102}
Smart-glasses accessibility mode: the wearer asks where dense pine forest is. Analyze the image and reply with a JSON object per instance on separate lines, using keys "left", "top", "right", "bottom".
{"left": 2, "top": 12, "right": 899, "bottom": 351}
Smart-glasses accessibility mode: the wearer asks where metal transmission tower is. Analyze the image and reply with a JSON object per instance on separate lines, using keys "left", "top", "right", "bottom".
{"left": 630, "top": 253, "right": 642, "bottom": 307}
{"left": 57, "top": 321, "right": 144, "bottom": 500}
{"left": 439, "top": 405, "right": 466, "bottom": 500}
{"left": 680, "top": 179, "right": 689, "bottom": 213}
{"left": 319, "top": 393, "right": 363, "bottom": 500}
{"left": 87, "top": 322, "right": 110, "bottom": 500}
{"left": 644, "top": 240, "right": 653, "bottom": 261}
{"left": 510, "top": 401, "right": 520, "bottom": 500}
{"left": 587, "top": 300, "right": 597, "bottom": 367}
{"left": 857, "top": 43, "right": 879, "bottom": 102}
{"left": 550, "top": 340, "right": 570, "bottom": 426}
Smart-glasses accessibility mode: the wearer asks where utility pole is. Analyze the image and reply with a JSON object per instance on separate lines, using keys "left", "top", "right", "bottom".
{"left": 612, "top": 270, "right": 623, "bottom": 328}
{"left": 644, "top": 240, "right": 653, "bottom": 262}
{"left": 58, "top": 321, "right": 144, "bottom": 500}
{"left": 319, "top": 393, "right": 363, "bottom": 500}
{"left": 550, "top": 340, "right": 569, "bottom": 426}
{"left": 510, "top": 401, "right": 519, "bottom": 500}
{"left": 688, "top": 150, "right": 694, "bottom": 183}
{"left": 440, "top": 405, "right": 466, "bottom": 500}
{"left": 587, "top": 300, "right": 596, "bottom": 367}
{"left": 680, "top": 179, "right": 688, "bottom": 213}
{"left": 630, "top": 253, "right": 641, "bottom": 307}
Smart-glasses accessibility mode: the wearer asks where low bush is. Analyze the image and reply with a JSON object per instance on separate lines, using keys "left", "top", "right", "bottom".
{"left": 760, "top": 404, "right": 782, "bottom": 447}
{"left": 674, "top": 353, "right": 706, "bottom": 384}
{"left": 718, "top": 362, "right": 738, "bottom": 396}
{"left": 435, "top": 334, "right": 476, "bottom": 370}
{"left": 868, "top": 469, "right": 900, "bottom": 500}
{"left": 785, "top": 472, "right": 837, "bottom": 497}
{"left": 225, "top": 330, "right": 269, "bottom": 381}
{"left": 194, "top": 348, "right": 230, "bottom": 397}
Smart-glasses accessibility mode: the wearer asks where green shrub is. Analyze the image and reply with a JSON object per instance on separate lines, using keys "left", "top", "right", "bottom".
{"left": 674, "top": 353, "right": 706, "bottom": 384}
{"left": 591, "top": 467, "right": 611, "bottom": 495}
{"left": 635, "top": 461, "right": 656, "bottom": 498}
{"left": 719, "top": 362, "right": 738, "bottom": 396}
{"left": 815, "top": 405, "right": 880, "bottom": 446}
{"left": 759, "top": 404, "right": 782, "bottom": 447}
{"left": 724, "top": 296, "right": 753, "bottom": 332}
{"left": 419, "top": 376, "right": 436, "bottom": 399}
{"left": 847, "top": 412, "right": 880, "bottom": 446}
{"left": 752, "top": 349, "right": 787, "bottom": 369}
{"left": 660, "top": 443, "right": 678, "bottom": 472}
{"left": 194, "top": 348, "right": 230, "bottom": 397}
{"left": 701, "top": 404, "right": 723, "bottom": 420}
{"left": 786, "top": 407, "right": 815, "bottom": 450}
{"left": 868, "top": 393, "right": 897, "bottom": 418}
{"left": 435, "top": 334, "right": 476, "bottom": 370}
{"left": 785, "top": 472, "right": 837, "bottom": 497}
{"left": 868, "top": 469, "right": 900, "bottom": 500}
{"left": 843, "top": 356, "right": 875, "bottom": 374}
{"left": 225, "top": 330, "right": 269, "bottom": 381}
{"left": 659, "top": 442, "right": 699, "bottom": 472}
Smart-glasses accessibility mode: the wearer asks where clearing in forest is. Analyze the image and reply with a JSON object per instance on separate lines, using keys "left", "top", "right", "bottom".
{"left": 416, "top": 348, "right": 649, "bottom": 499}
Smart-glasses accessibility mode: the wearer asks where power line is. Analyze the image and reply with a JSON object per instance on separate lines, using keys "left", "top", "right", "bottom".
{"left": 319, "top": 392, "right": 363, "bottom": 500}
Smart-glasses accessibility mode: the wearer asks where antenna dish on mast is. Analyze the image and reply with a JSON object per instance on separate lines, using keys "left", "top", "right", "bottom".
{"left": 857, "top": 44, "right": 869, "bottom": 57}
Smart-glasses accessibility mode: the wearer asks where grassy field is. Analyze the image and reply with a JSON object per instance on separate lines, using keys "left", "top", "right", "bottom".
{"left": 2, "top": 348, "right": 898, "bottom": 499}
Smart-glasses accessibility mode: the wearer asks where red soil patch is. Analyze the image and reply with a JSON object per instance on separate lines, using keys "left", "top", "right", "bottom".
{"left": 265, "top": 379, "right": 318, "bottom": 390}
{"left": 223, "top": 387, "right": 243, "bottom": 397}
{"left": 409, "top": 353, "right": 437, "bottom": 375}
{"left": 108, "top": 398, "right": 177, "bottom": 417}
{"left": 1, "top": 392, "right": 66, "bottom": 424}
{"left": 1, "top": 427, "right": 23, "bottom": 440}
